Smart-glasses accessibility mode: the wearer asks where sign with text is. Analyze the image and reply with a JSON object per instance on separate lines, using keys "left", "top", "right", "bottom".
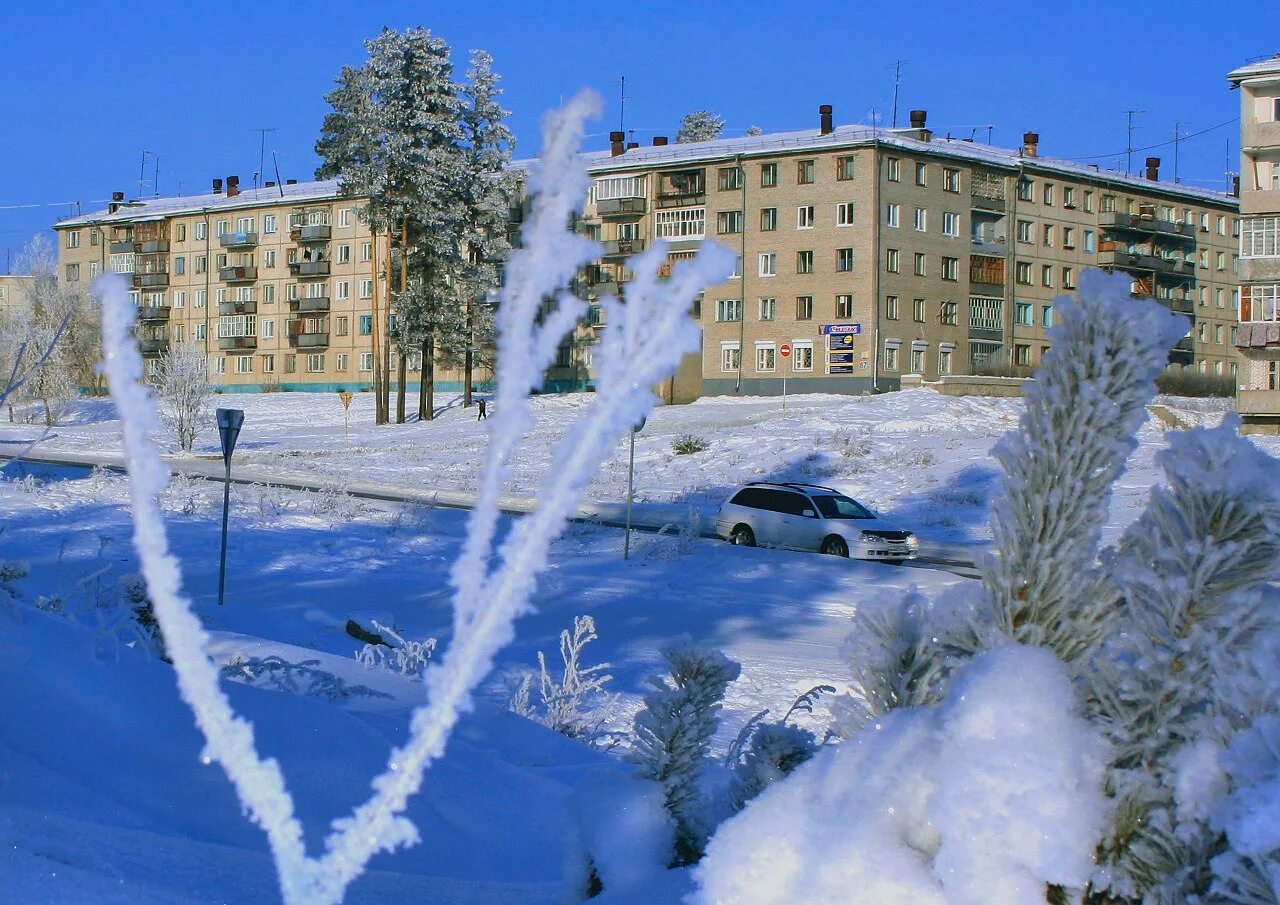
{"left": 820, "top": 323, "right": 862, "bottom": 335}
{"left": 828, "top": 333, "right": 858, "bottom": 351}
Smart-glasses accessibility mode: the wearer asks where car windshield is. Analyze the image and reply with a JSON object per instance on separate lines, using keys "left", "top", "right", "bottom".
{"left": 812, "top": 494, "right": 875, "bottom": 519}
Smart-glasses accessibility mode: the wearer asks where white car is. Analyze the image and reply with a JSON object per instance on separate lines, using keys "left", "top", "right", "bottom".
{"left": 715, "top": 482, "right": 919, "bottom": 561}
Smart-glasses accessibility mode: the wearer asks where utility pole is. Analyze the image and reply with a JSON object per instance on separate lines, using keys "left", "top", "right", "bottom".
{"left": 1123, "top": 110, "right": 1145, "bottom": 175}
{"left": 253, "top": 128, "right": 277, "bottom": 190}
{"left": 1172, "top": 121, "right": 1187, "bottom": 184}
{"left": 891, "top": 60, "right": 903, "bottom": 128}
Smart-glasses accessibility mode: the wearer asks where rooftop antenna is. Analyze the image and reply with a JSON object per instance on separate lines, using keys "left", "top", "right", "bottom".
{"left": 154, "top": 156, "right": 160, "bottom": 197}
{"left": 986, "top": 124, "right": 994, "bottom": 144}
{"left": 138, "top": 149, "right": 152, "bottom": 198}
{"left": 618, "top": 75, "right": 628, "bottom": 137}
{"left": 1123, "top": 110, "right": 1146, "bottom": 175}
{"left": 891, "top": 60, "right": 903, "bottom": 128}
{"left": 1173, "top": 121, "right": 1187, "bottom": 184}
{"left": 254, "top": 128, "right": 277, "bottom": 190}
{"left": 272, "top": 151, "right": 285, "bottom": 198}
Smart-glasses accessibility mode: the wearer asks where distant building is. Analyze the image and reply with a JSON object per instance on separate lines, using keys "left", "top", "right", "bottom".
{"left": 1230, "top": 53, "right": 1280, "bottom": 432}
{"left": 0, "top": 274, "right": 36, "bottom": 314}
{"left": 571, "top": 107, "right": 1240, "bottom": 401}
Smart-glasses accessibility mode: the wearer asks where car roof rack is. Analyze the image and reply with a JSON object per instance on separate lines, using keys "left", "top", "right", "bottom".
{"left": 744, "top": 481, "right": 839, "bottom": 494}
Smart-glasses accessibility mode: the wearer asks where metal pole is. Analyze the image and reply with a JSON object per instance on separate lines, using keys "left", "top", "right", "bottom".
{"left": 624, "top": 427, "right": 635, "bottom": 559}
{"left": 782, "top": 374, "right": 787, "bottom": 413}
{"left": 218, "top": 459, "right": 230, "bottom": 605}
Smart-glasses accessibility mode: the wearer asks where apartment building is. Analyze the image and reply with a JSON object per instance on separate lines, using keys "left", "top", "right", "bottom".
{"left": 54, "top": 177, "right": 486, "bottom": 393}
{"left": 0, "top": 274, "right": 35, "bottom": 315}
{"left": 573, "top": 107, "right": 1241, "bottom": 399}
{"left": 1230, "top": 53, "right": 1280, "bottom": 433}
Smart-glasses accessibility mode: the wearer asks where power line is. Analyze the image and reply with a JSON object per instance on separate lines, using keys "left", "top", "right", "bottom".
{"left": 1068, "top": 118, "right": 1236, "bottom": 162}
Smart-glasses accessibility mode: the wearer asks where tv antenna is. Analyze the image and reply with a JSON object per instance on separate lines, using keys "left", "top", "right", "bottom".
{"left": 138, "top": 149, "right": 153, "bottom": 198}
{"left": 254, "top": 128, "right": 277, "bottom": 189}
{"left": 1172, "top": 121, "right": 1188, "bottom": 184}
{"left": 618, "top": 76, "right": 626, "bottom": 135}
{"left": 1123, "top": 110, "right": 1146, "bottom": 175}
{"left": 891, "top": 60, "right": 904, "bottom": 128}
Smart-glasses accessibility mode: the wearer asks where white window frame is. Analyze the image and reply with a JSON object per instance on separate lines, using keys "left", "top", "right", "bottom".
{"left": 791, "top": 341, "right": 813, "bottom": 372}
{"left": 653, "top": 206, "right": 705, "bottom": 240}
{"left": 234, "top": 355, "right": 253, "bottom": 374}
{"left": 796, "top": 205, "right": 815, "bottom": 229}
{"left": 715, "top": 298, "right": 742, "bottom": 322}
{"left": 758, "top": 252, "right": 777, "bottom": 277}
{"left": 758, "top": 297, "right": 776, "bottom": 321}
{"left": 755, "top": 342, "right": 776, "bottom": 373}
{"left": 886, "top": 203, "right": 900, "bottom": 228}
{"left": 836, "top": 201, "right": 855, "bottom": 226}
{"left": 720, "top": 342, "right": 741, "bottom": 372}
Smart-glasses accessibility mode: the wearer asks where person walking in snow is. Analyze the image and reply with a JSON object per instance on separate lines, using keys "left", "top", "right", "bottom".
{"left": 477, "top": 398, "right": 487, "bottom": 420}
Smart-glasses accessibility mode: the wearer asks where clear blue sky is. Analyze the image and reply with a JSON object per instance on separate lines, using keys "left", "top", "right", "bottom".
{"left": 2, "top": 0, "right": 1277, "bottom": 270}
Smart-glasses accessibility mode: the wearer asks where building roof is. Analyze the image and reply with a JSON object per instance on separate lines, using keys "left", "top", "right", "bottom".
{"left": 55, "top": 179, "right": 360, "bottom": 229}
{"left": 578, "top": 123, "right": 1238, "bottom": 208}
{"left": 1228, "top": 53, "right": 1280, "bottom": 84}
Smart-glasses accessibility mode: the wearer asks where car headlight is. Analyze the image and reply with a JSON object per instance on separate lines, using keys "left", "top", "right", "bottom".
{"left": 906, "top": 535, "right": 920, "bottom": 548}
{"left": 859, "top": 531, "right": 876, "bottom": 541}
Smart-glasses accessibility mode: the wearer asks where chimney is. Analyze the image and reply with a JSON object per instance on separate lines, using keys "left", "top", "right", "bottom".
{"left": 626, "top": 141, "right": 639, "bottom": 150}
{"left": 819, "top": 104, "right": 833, "bottom": 135}
{"left": 909, "top": 109, "right": 927, "bottom": 129}
{"left": 265, "top": 181, "right": 275, "bottom": 188}
{"left": 1021, "top": 132, "right": 1039, "bottom": 158}
{"left": 212, "top": 178, "right": 223, "bottom": 194}
{"left": 1145, "top": 157, "right": 1160, "bottom": 181}
{"left": 286, "top": 179, "right": 297, "bottom": 185}
{"left": 226, "top": 175, "right": 240, "bottom": 198}
{"left": 1233, "top": 175, "right": 1241, "bottom": 198}
{"left": 109, "top": 191, "right": 124, "bottom": 213}
{"left": 609, "top": 130, "right": 625, "bottom": 156}
{"left": 653, "top": 136, "right": 669, "bottom": 146}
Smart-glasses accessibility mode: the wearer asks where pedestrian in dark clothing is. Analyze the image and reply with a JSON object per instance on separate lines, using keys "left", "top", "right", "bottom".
{"left": 477, "top": 398, "right": 487, "bottom": 420}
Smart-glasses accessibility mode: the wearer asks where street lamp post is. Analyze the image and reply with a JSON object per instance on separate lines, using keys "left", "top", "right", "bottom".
{"left": 216, "top": 408, "right": 244, "bottom": 605}
{"left": 623, "top": 415, "right": 646, "bottom": 560}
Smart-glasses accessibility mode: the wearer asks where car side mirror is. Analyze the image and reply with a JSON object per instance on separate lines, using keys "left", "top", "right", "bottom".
{"left": 802, "top": 509, "right": 815, "bottom": 518}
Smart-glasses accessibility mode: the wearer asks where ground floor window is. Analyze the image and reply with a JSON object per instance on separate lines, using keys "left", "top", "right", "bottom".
{"left": 755, "top": 342, "right": 776, "bottom": 372}
{"left": 720, "top": 342, "right": 741, "bottom": 372}
{"left": 792, "top": 342, "right": 813, "bottom": 371}
{"left": 306, "top": 354, "right": 325, "bottom": 373}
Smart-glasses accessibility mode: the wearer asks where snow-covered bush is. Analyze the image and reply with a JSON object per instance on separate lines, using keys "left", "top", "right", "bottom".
{"left": 672, "top": 434, "right": 709, "bottom": 455}
{"left": 355, "top": 620, "right": 437, "bottom": 680}
{"left": 631, "top": 641, "right": 741, "bottom": 865}
{"left": 154, "top": 342, "right": 210, "bottom": 453}
{"left": 510, "top": 614, "right": 616, "bottom": 746}
{"left": 0, "top": 556, "right": 29, "bottom": 616}
{"left": 726, "top": 722, "right": 817, "bottom": 814}
{"left": 642, "top": 506, "right": 703, "bottom": 560}
{"left": 308, "top": 482, "right": 366, "bottom": 522}
{"left": 222, "top": 654, "right": 391, "bottom": 702}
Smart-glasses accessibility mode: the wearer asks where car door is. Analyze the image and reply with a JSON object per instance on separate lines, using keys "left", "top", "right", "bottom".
{"left": 760, "top": 490, "right": 815, "bottom": 550}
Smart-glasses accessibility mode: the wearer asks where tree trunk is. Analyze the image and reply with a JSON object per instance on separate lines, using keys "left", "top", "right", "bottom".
{"left": 396, "top": 349, "right": 407, "bottom": 423}
{"left": 463, "top": 297, "right": 474, "bottom": 408}
{"left": 395, "top": 219, "right": 409, "bottom": 424}
{"left": 419, "top": 331, "right": 434, "bottom": 421}
{"left": 370, "top": 228, "right": 386, "bottom": 424}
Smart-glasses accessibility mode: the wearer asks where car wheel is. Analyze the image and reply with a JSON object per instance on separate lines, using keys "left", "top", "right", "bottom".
{"left": 820, "top": 535, "right": 849, "bottom": 557}
{"left": 729, "top": 524, "right": 756, "bottom": 547}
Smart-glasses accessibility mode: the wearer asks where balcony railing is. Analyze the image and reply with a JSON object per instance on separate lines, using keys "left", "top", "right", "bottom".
{"left": 289, "top": 260, "right": 331, "bottom": 277}
{"left": 135, "top": 240, "right": 169, "bottom": 254}
{"left": 219, "top": 231, "right": 259, "bottom": 248}
{"left": 970, "top": 194, "right": 1006, "bottom": 212}
{"left": 291, "top": 224, "right": 332, "bottom": 242}
{"left": 602, "top": 239, "right": 645, "bottom": 258}
{"left": 1098, "top": 249, "right": 1194, "bottom": 275}
{"left": 217, "top": 335, "right": 258, "bottom": 351}
{"left": 135, "top": 272, "right": 169, "bottom": 288}
{"left": 137, "top": 304, "right": 170, "bottom": 322}
{"left": 218, "top": 300, "right": 257, "bottom": 316}
{"left": 970, "top": 236, "right": 1006, "bottom": 256}
{"left": 1100, "top": 211, "right": 1197, "bottom": 239}
{"left": 288, "top": 332, "right": 330, "bottom": 348}
{"left": 137, "top": 338, "right": 168, "bottom": 355}
{"left": 219, "top": 265, "right": 257, "bottom": 282}
{"left": 597, "top": 198, "right": 647, "bottom": 217}
{"left": 290, "top": 296, "right": 331, "bottom": 313}
{"left": 110, "top": 239, "right": 134, "bottom": 254}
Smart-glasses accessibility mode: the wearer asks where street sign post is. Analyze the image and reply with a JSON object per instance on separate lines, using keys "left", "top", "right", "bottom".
{"left": 779, "top": 344, "right": 792, "bottom": 412}
{"left": 624, "top": 415, "right": 647, "bottom": 560}
{"left": 216, "top": 408, "right": 244, "bottom": 606}
{"left": 338, "top": 390, "right": 353, "bottom": 445}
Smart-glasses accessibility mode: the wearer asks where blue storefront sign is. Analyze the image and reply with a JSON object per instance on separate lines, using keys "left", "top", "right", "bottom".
{"left": 820, "top": 323, "right": 862, "bottom": 335}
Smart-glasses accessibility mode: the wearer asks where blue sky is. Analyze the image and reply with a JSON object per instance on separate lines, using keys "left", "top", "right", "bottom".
{"left": 2, "top": 0, "right": 1276, "bottom": 269}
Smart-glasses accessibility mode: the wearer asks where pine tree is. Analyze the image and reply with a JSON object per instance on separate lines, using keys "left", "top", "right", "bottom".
{"left": 676, "top": 110, "right": 725, "bottom": 143}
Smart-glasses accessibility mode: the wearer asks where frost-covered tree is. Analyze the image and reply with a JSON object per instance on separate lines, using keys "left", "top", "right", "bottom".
{"left": 630, "top": 641, "right": 741, "bottom": 864}
{"left": 676, "top": 110, "right": 725, "bottom": 143}
{"left": 154, "top": 342, "right": 210, "bottom": 453}
{"left": 744, "top": 125, "right": 764, "bottom": 137}
{"left": 726, "top": 722, "right": 816, "bottom": 813}
{"left": 510, "top": 614, "right": 616, "bottom": 746}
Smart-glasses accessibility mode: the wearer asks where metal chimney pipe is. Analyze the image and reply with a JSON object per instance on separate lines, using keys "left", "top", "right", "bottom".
{"left": 819, "top": 104, "right": 833, "bottom": 135}
{"left": 1021, "top": 132, "right": 1040, "bottom": 158}
{"left": 609, "top": 130, "right": 625, "bottom": 156}
{"left": 1145, "top": 157, "right": 1160, "bottom": 181}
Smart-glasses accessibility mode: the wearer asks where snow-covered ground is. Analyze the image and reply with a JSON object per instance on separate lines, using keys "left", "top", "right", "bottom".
{"left": 0, "top": 387, "right": 1255, "bottom": 902}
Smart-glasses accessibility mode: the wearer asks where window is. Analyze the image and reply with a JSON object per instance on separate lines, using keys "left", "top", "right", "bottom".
{"left": 306, "top": 353, "right": 325, "bottom": 372}
{"left": 941, "top": 256, "right": 958, "bottom": 281}
{"left": 887, "top": 158, "right": 901, "bottom": 182}
{"left": 218, "top": 314, "right": 257, "bottom": 338}
{"left": 913, "top": 298, "right": 926, "bottom": 322}
{"left": 939, "top": 347, "right": 953, "bottom": 375}
{"left": 1043, "top": 224, "right": 1054, "bottom": 246}
{"left": 755, "top": 343, "right": 776, "bottom": 372}
{"left": 195, "top": 255, "right": 207, "bottom": 274}
{"left": 730, "top": 255, "right": 743, "bottom": 278}
{"left": 336, "top": 316, "right": 349, "bottom": 336}
{"left": 1083, "top": 191, "right": 1094, "bottom": 213}
{"left": 65, "top": 263, "right": 80, "bottom": 281}
{"left": 720, "top": 342, "right": 741, "bottom": 372}
{"left": 795, "top": 296, "right": 813, "bottom": 320}
{"left": 261, "top": 214, "right": 276, "bottom": 235}
{"left": 1015, "top": 302, "right": 1033, "bottom": 326}
{"left": 885, "top": 295, "right": 899, "bottom": 320}
{"left": 943, "top": 168, "right": 959, "bottom": 192}
{"left": 797, "top": 205, "right": 815, "bottom": 229}
{"left": 836, "top": 202, "right": 855, "bottom": 226}
{"left": 1216, "top": 251, "right": 1226, "bottom": 271}
{"left": 1017, "top": 220, "right": 1033, "bottom": 243}
{"left": 942, "top": 212, "right": 959, "bottom": 237}
{"left": 837, "top": 248, "right": 854, "bottom": 272}
{"left": 717, "top": 210, "right": 743, "bottom": 234}
{"left": 1041, "top": 264, "right": 1053, "bottom": 287}
{"left": 718, "top": 166, "right": 744, "bottom": 190}
{"left": 213, "top": 357, "right": 226, "bottom": 375}
{"left": 940, "top": 301, "right": 958, "bottom": 325}
{"left": 758, "top": 253, "right": 777, "bottom": 277}
{"left": 1242, "top": 217, "right": 1280, "bottom": 257}
{"left": 89, "top": 261, "right": 101, "bottom": 278}
{"left": 261, "top": 318, "right": 275, "bottom": 339}
{"left": 1062, "top": 226, "right": 1075, "bottom": 249}
{"left": 216, "top": 219, "right": 229, "bottom": 236}
{"left": 335, "top": 353, "right": 349, "bottom": 371}
{"left": 796, "top": 251, "right": 814, "bottom": 274}
{"left": 1216, "top": 288, "right": 1225, "bottom": 308}
{"left": 1042, "top": 183, "right": 1053, "bottom": 205}
{"left": 886, "top": 203, "right": 900, "bottom": 227}
{"left": 360, "top": 279, "right": 373, "bottom": 299}
{"left": 174, "top": 224, "right": 186, "bottom": 242}
{"left": 195, "top": 289, "right": 207, "bottom": 309}
{"left": 915, "top": 162, "right": 927, "bottom": 186}
{"left": 760, "top": 207, "right": 778, "bottom": 231}
{"left": 1217, "top": 215, "right": 1227, "bottom": 236}
{"left": 1084, "top": 229, "right": 1096, "bottom": 253}
{"left": 792, "top": 342, "right": 813, "bottom": 371}
{"left": 259, "top": 283, "right": 274, "bottom": 305}
{"left": 172, "top": 290, "right": 186, "bottom": 309}
{"left": 1016, "top": 261, "right": 1032, "bottom": 284}
{"left": 359, "top": 314, "right": 373, "bottom": 335}
{"left": 884, "top": 343, "right": 900, "bottom": 370}
{"left": 1017, "top": 178, "right": 1034, "bottom": 201}
{"left": 759, "top": 298, "right": 776, "bottom": 321}
{"left": 359, "top": 352, "right": 374, "bottom": 371}
{"left": 1042, "top": 304, "right": 1053, "bottom": 327}
{"left": 837, "top": 156, "right": 856, "bottom": 181}
{"left": 913, "top": 252, "right": 926, "bottom": 276}
{"left": 66, "top": 230, "right": 80, "bottom": 248}
{"left": 361, "top": 242, "right": 372, "bottom": 262}
{"left": 715, "top": 298, "right": 742, "bottom": 322}
{"left": 885, "top": 248, "right": 900, "bottom": 273}
{"left": 338, "top": 244, "right": 351, "bottom": 264}
{"left": 760, "top": 163, "right": 778, "bottom": 188}
{"left": 1062, "top": 266, "right": 1075, "bottom": 289}
{"left": 234, "top": 355, "right": 253, "bottom": 374}
{"left": 1215, "top": 324, "right": 1224, "bottom": 344}
{"left": 194, "top": 222, "right": 208, "bottom": 241}
{"left": 195, "top": 323, "right": 206, "bottom": 341}
{"left": 653, "top": 207, "right": 705, "bottom": 239}
{"left": 913, "top": 207, "right": 927, "bottom": 231}
{"left": 836, "top": 294, "right": 853, "bottom": 318}
{"left": 337, "top": 280, "right": 351, "bottom": 300}
{"left": 260, "top": 249, "right": 275, "bottom": 269}
{"left": 261, "top": 354, "right": 275, "bottom": 373}
{"left": 338, "top": 209, "right": 352, "bottom": 227}
{"left": 797, "top": 160, "right": 815, "bottom": 184}
{"left": 907, "top": 345, "right": 925, "bottom": 373}
{"left": 1014, "top": 344, "right": 1031, "bottom": 366}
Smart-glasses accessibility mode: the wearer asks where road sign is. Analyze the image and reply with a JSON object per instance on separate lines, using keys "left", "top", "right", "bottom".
{"left": 338, "top": 390, "right": 353, "bottom": 409}
{"left": 780, "top": 343, "right": 792, "bottom": 358}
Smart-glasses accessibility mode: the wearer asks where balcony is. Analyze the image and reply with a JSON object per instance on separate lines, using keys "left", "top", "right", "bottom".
{"left": 219, "top": 265, "right": 257, "bottom": 282}
{"left": 970, "top": 194, "right": 1006, "bottom": 212}
{"left": 289, "top": 260, "right": 331, "bottom": 277}
{"left": 137, "top": 338, "right": 168, "bottom": 356}
{"left": 588, "top": 277, "right": 619, "bottom": 298}
{"left": 135, "top": 240, "right": 169, "bottom": 254}
{"left": 219, "top": 232, "right": 259, "bottom": 248}
{"left": 136, "top": 304, "right": 170, "bottom": 322}
{"left": 1100, "top": 211, "right": 1197, "bottom": 240}
{"left": 969, "top": 255, "right": 1005, "bottom": 289}
{"left": 597, "top": 197, "right": 647, "bottom": 217}
{"left": 602, "top": 238, "right": 645, "bottom": 258}
{"left": 291, "top": 224, "right": 332, "bottom": 242}
{"left": 288, "top": 332, "right": 330, "bottom": 349}
{"left": 1098, "top": 249, "right": 1194, "bottom": 276}
{"left": 217, "top": 335, "right": 258, "bottom": 351}
{"left": 1238, "top": 389, "right": 1280, "bottom": 417}
{"left": 135, "top": 272, "right": 169, "bottom": 288}
{"left": 110, "top": 239, "right": 134, "bottom": 254}
{"left": 290, "top": 296, "right": 330, "bottom": 313}
{"left": 970, "top": 236, "right": 1006, "bottom": 256}
{"left": 1243, "top": 119, "right": 1280, "bottom": 152}
{"left": 218, "top": 300, "right": 257, "bottom": 316}
{"left": 1169, "top": 335, "right": 1194, "bottom": 363}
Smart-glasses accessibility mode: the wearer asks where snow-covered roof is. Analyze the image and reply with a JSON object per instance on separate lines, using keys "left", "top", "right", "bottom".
{"left": 1228, "top": 53, "right": 1280, "bottom": 84}
{"left": 575, "top": 124, "right": 1238, "bottom": 208}
{"left": 55, "top": 179, "right": 363, "bottom": 229}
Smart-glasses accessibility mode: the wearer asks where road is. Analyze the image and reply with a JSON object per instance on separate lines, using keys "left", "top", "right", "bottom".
{"left": 1, "top": 444, "right": 983, "bottom": 578}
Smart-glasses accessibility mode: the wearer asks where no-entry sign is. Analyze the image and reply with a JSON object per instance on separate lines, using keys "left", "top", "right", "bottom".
{"left": 780, "top": 343, "right": 792, "bottom": 358}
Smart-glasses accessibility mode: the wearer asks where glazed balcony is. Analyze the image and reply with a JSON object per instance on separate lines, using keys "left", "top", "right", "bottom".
{"left": 969, "top": 255, "right": 1005, "bottom": 289}
{"left": 217, "top": 335, "right": 258, "bottom": 351}
{"left": 219, "top": 265, "right": 257, "bottom": 282}
{"left": 1100, "top": 211, "right": 1197, "bottom": 240}
{"left": 136, "top": 304, "right": 170, "bottom": 322}
{"left": 289, "top": 260, "right": 331, "bottom": 278}
{"left": 289, "top": 296, "right": 331, "bottom": 313}
{"left": 219, "top": 231, "right": 259, "bottom": 249}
